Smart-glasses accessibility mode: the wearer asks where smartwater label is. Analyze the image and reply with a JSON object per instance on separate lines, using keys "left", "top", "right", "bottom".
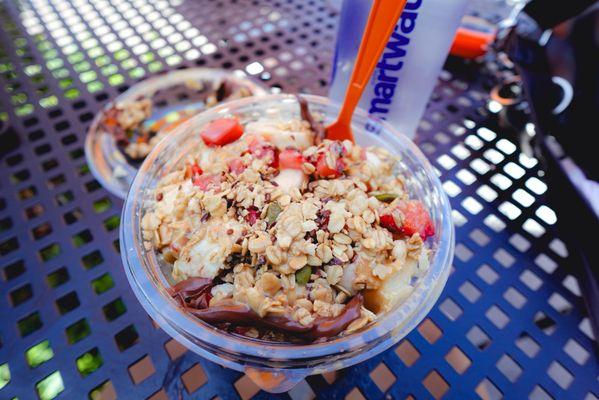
{"left": 330, "top": 0, "right": 469, "bottom": 138}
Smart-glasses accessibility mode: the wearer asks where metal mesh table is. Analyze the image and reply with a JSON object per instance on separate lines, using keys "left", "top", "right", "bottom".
{"left": 0, "top": 0, "right": 598, "bottom": 399}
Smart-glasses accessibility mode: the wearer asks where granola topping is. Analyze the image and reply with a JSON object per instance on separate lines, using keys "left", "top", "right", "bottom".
{"left": 143, "top": 103, "right": 434, "bottom": 342}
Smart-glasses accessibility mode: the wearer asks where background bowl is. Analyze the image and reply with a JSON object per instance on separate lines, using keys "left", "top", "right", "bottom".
{"left": 120, "top": 94, "right": 454, "bottom": 392}
{"left": 85, "top": 68, "right": 267, "bottom": 199}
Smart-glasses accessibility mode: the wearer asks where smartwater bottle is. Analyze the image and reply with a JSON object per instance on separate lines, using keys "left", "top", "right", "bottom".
{"left": 329, "top": 0, "right": 470, "bottom": 138}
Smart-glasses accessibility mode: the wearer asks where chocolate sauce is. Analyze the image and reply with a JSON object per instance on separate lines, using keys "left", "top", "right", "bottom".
{"left": 297, "top": 95, "right": 325, "bottom": 144}
{"left": 215, "top": 78, "right": 238, "bottom": 102}
{"left": 307, "top": 293, "right": 363, "bottom": 339}
{"left": 186, "top": 302, "right": 256, "bottom": 325}
{"left": 168, "top": 277, "right": 214, "bottom": 309}
{"left": 168, "top": 277, "right": 213, "bottom": 298}
{"left": 170, "top": 277, "right": 365, "bottom": 341}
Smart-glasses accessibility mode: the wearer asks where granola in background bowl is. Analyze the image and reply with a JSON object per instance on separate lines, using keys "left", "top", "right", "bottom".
{"left": 85, "top": 68, "right": 267, "bottom": 199}
{"left": 101, "top": 77, "right": 255, "bottom": 161}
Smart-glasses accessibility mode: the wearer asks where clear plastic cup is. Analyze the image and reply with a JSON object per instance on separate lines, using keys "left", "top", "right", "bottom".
{"left": 85, "top": 68, "right": 267, "bottom": 199}
{"left": 120, "top": 94, "right": 454, "bottom": 393}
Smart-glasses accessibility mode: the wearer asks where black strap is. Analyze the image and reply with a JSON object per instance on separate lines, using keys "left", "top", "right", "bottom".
{"left": 523, "top": 0, "right": 598, "bottom": 29}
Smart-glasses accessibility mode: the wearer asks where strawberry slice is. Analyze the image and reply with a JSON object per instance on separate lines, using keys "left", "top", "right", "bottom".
{"left": 380, "top": 214, "right": 400, "bottom": 234}
{"left": 248, "top": 137, "right": 278, "bottom": 167}
{"left": 279, "top": 148, "right": 305, "bottom": 170}
{"left": 185, "top": 162, "right": 203, "bottom": 179}
{"left": 191, "top": 163, "right": 203, "bottom": 176}
{"left": 228, "top": 158, "right": 246, "bottom": 175}
{"left": 184, "top": 162, "right": 203, "bottom": 179}
{"left": 200, "top": 118, "right": 243, "bottom": 146}
{"left": 245, "top": 206, "right": 260, "bottom": 225}
{"left": 397, "top": 200, "right": 435, "bottom": 239}
{"left": 192, "top": 173, "right": 221, "bottom": 191}
{"left": 380, "top": 200, "right": 435, "bottom": 239}
{"left": 315, "top": 153, "right": 345, "bottom": 178}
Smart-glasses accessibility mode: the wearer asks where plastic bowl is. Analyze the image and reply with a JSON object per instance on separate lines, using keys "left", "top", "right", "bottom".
{"left": 85, "top": 68, "right": 267, "bottom": 199}
{"left": 120, "top": 94, "right": 454, "bottom": 392}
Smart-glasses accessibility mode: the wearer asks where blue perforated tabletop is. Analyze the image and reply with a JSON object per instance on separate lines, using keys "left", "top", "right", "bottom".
{"left": 1, "top": 0, "right": 598, "bottom": 399}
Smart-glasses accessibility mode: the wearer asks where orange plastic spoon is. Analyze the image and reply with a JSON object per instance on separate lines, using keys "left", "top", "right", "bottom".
{"left": 326, "top": 0, "right": 408, "bottom": 142}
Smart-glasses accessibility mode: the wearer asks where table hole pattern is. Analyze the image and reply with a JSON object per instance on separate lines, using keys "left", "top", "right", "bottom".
{"left": 164, "top": 338, "right": 187, "bottom": 361}
{"left": 476, "top": 378, "right": 502, "bottom": 400}
{"left": 444, "top": 346, "right": 471, "bottom": 375}
{"left": 181, "top": 363, "right": 207, "bottom": 394}
{"left": 89, "top": 380, "right": 117, "bottom": 400}
{"left": 76, "top": 347, "right": 104, "bottom": 377}
{"left": 128, "top": 355, "right": 156, "bottom": 385}
{"left": 1, "top": 0, "right": 598, "bottom": 399}
{"left": 36, "top": 371, "right": 65, "bottom": 400}
{"left": 345, "top": 387, "right": 366, "bottom": 400}
{"left": 234, "top": 374, "right": 261, "bottom": 400}
{"left": 288, "top": 379, "right": 316, "bottom": 400}
{"left": 26, "top": 340, "right": 54, "bottom": 368}
{"left": 369, "top": 362, "right": 396, "bottom": 393}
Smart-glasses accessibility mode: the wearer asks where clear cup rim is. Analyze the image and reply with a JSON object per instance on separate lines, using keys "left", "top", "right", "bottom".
{"left": 120, "top": 93, "right": 454, "bottom": 362}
